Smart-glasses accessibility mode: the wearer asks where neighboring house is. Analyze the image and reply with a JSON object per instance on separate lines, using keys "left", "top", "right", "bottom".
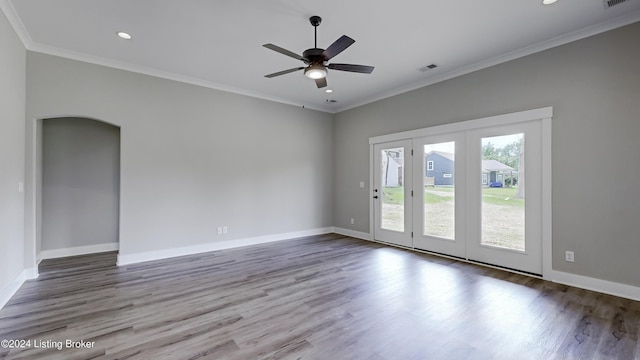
{"left": 382, "top": 149, "right": 404, "bottom": 187}
{"left": 482, "top": 159, "right": 515, "bottom": 186}
{"left": 425, "top": 151, "right": 455, "bottom": 186}
{"left": 425, "top": 151, "right": 515, "bottom": 187}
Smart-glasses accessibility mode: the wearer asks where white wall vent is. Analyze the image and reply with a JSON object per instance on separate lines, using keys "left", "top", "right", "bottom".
{"left": 604, "top": 0, "right": 629, "bottom": 8}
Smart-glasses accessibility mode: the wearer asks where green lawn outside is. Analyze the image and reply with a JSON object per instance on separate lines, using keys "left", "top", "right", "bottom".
{"left": 382, "top": 186, "right": 404, "bottom": 205}
{"left": 382, "top": 186, "right": 523, "bottom": 207}
{"left": 382, "top": 185, "right": 525, "bottom": 250}
{"left": 481, "top": 187, "right": 524, "bottom": 207}
{"left": 425, "top": 191, "right": 452, "bottom": 204}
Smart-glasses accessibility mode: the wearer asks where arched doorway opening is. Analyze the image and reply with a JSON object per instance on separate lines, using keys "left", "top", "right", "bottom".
{"left": 39, "top": 117, "right": 120, "bottom": 261}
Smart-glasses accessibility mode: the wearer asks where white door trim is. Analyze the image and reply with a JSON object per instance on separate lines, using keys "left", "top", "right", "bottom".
{"left": 369, "top": 107, "right": 552, "bottom": 145}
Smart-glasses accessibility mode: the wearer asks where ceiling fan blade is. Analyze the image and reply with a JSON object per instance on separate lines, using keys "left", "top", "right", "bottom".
{"left": 315, "top": 77, "right": 327, "bottom": 88}
{"left": 322, "top": 35, "right": 355, "bottom": 61}
{"left": 264, "top": 67, "right": 305, "bottom": 78}
{"left": 263, "top": 44, "right": 307, "bottom": 62}
{"left": 328, "top": 63, "right": 374, "bottom": 74}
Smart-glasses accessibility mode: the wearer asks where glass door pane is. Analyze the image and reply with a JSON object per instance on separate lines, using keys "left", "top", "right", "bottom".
{"left": 480, "top": 133, "right": 525, "bottom": 251}
{"left": 373, "top": 140, "right": 413, "bottom": 248}
{"left": 423, "top": 142, "right": 455, "bottom": 239}
{"left": 380, "top": 147, "right": 405, "bottom": 232}
{"left": 412, "top": 134, "right": 465, "bottom": 259}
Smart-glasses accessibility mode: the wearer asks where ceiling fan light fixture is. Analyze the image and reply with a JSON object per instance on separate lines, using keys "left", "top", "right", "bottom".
{"left": 263, "top": 15, "right": 373, "bottom": 89}
{"left": 304, "top": 64, "right": 327, "bottom": 79}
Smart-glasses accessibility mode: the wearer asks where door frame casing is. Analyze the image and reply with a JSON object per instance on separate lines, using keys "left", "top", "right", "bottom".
{"left": 369, "top": 107, "right": 552, "bottom": 277}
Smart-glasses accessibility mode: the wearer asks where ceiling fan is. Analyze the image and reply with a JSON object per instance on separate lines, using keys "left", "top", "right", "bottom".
{"left": 263, "top": 16, "right": 374, "bottom": 88}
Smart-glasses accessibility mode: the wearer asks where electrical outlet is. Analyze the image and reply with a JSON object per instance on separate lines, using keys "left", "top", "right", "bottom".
{"left": 217, "top": 227, "right": 222, "bottom": 235}
{"left": 223, "top": 226, "right": 228, "bottom": 234}
{"left": 350, "top": 218, "right": 355, "bottom": 225}
{"left": 565, "top": 251, "right": 574, "bottom": 262}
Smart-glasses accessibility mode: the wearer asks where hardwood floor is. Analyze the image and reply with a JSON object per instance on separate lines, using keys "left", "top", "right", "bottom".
{"left": 1, "top": 234, "right": 639, "bottom": 359}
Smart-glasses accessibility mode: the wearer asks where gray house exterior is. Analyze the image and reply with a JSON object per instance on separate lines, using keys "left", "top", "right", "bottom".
{"left": 425, "top": 151, "right": 455, "bottom": 186}
{"left": 425, "top": 151, "right": 514, "bottom": 186}
{"left": 481, "top": 159, "right": 515, "bottom": 186}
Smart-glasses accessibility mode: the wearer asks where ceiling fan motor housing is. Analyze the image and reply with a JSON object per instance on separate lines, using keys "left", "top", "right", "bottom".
{"left": 302, "top": 48, "right": 326, "bottom": 64}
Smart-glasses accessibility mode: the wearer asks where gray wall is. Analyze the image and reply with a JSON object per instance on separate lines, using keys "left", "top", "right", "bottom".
{"left": 5, "top": 6, "right": 637, "bottom": 301}
{"left": 0, "top": 10, "right": 26, "bottom": 295}
{"left": 334, "top": 22, "right": 640, "bottom": 287}
{"left": 42, "top": 118, "right": 120, "bottom": 251}
{"left": 26, "top": 52, "right": 334, "bottom": 257}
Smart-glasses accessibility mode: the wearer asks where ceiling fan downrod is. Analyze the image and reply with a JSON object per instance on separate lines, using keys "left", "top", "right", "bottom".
{"left": 310, "top": 16, "right": 322, "bottom": 49}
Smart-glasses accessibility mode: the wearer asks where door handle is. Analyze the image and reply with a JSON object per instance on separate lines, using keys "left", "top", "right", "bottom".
{"left": 373, "top": 196, "right": 379, "bottom": 199}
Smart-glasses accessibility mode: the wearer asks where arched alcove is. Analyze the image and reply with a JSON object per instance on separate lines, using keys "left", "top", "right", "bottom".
{"left": 39, "top": 117, "right": 120, "bottom": 259}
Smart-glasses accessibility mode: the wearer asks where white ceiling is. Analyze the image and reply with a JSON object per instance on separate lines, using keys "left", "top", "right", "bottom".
{"left": 3, "top": 0, "right": 640, "bottom": 113}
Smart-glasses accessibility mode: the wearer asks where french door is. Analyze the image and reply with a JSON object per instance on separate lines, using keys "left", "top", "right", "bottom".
{"left": 373, "top": 140, "right": 413, "bottom": 247}
{"left": 412, "top": 133, "right": 467, "bottom": 258}
{"left": 465, "top": 121, "right": 542, "bottom": 274}
{"left": 373, "top": 114, "right": 546, "bottom": 275}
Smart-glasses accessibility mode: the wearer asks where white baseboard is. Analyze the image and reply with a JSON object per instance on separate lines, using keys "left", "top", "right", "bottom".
{"left": 40, "top": 243, "right": 119, "bottom": 260}
{"left": 117, "top": 227, "right": 334, "bottom": 266}
{"left": 34, "top": 229, "right": 636, "bottom": 301}
{"left": 332, "top": 227, "right": 371, "bottom": 241}
{"left": 334, "top": 229, "right": 640, "bottom": 301}
{"left": 0, "top": 268, "right": 39, "bottom": 310}
{"left": 546, "top": 270, "right": 640, "bottom": 301}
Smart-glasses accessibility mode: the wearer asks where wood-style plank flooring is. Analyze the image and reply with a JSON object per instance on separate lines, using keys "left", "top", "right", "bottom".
{"left": 1, "top": 234, "right": 639, "bottom": 359}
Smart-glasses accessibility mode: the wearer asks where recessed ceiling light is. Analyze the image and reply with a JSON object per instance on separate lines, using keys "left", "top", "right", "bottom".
{"left": 542, "top": 0, "right": 558, "bottom": 4}
{"left": 325, "top": 89, "right": 333, "bottom": 93}
{"left": 117, "top": 31, "right": 132, "bottom": 40}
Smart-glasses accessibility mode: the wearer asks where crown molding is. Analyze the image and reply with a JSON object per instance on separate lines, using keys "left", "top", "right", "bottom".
{"left": 0, "top": 0, "right": 32, "bottom": 46}
{"left": 334, "top": 10, "right": 640, "bottom": 113}
{"left": 4, "top": 1, "right": 639, "bottom": 115}
{"left": 28, "top": 42, "right": 330, "bottom": 113}
{"left": 1, "top": 1, "right": 329, "bottom": 113}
